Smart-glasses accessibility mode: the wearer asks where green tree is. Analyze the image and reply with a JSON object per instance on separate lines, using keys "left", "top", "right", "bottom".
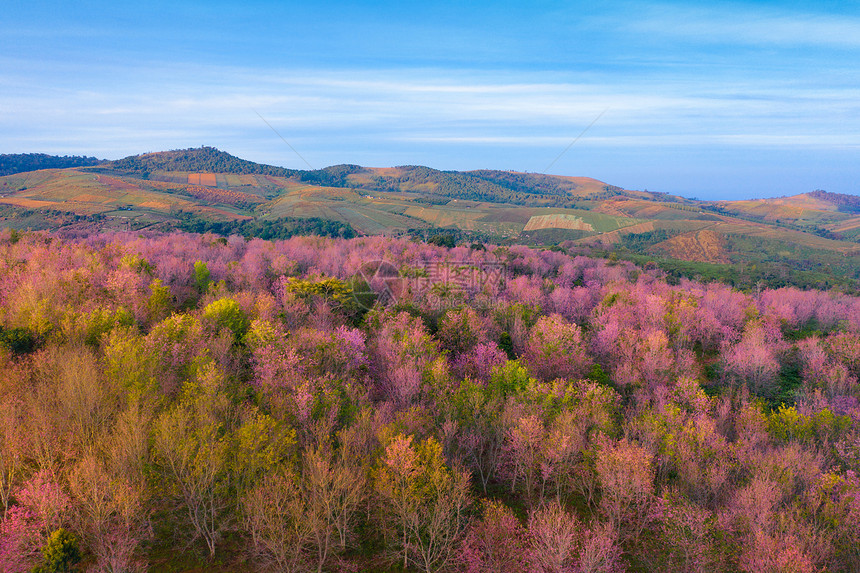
{"left": 193, "top": 260, "right": 211, "bottom": 294}
{"left": 202, "top": 298, "right": 249, "bottom": 340}
{"left": 33, "top": 528, "right": 81, "bottom": 573}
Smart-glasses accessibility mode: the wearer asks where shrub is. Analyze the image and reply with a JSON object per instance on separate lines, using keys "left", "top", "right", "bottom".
{"left": 202, "top": 297, "right": 249, "bottom": 339}
{"left": 0, "top": 327, "right": 40, "bottom": 355}
{"left": 33, "top": 528, "right": 80, "bottom": 573}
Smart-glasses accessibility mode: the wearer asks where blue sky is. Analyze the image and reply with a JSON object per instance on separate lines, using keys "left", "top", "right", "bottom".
{"left": 2, "top": 1, "right": 859, "bottom": 199}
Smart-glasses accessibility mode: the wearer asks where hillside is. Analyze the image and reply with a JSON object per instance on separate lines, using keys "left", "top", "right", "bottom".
{"left": 711, "top": 192, "right": 860, "bottom": 241}
{"left": 105, "top": 149, "right": 643, "bottom": 207}
{"left": 1, "top": 147, "right": 860, "bottom": 288}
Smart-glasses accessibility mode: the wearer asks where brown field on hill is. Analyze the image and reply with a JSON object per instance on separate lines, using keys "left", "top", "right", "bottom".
{"left": 187, "top": 173, "right": 217, "bottom": 186}
{"left": 652, "top": 230, "right": 730, "bottom": 263}
{"left": 830, "top": 217, "right": 860, "bottom": 233}
{"left": 523, "top": 214, "right": 594, "bottom": 232}
{"left": 145, "top": 181, "right": 265, "bottom": 207}
{"left": 592, "top": 200, "right": 630, "bottom": 217}
{"left": 715, "top": 194, "right": 856, "bottom": 231}
{"left": 362, "top": 167, "right": 407, "bottom": 177}
{"left": 629, "top": 204, "right": 683, "bottom": 218}
{"left": 0, "top": 197, "right": 113, "bottom": 216}
{"left": 502, "top": 173, "right": 615, "bottom": 196}
{"left": 593, "top": 199, "right": 702, "bottom": 221}
{"left": 95, "top": 174, "right": 141, "bottom": 192}
{"left": 297, "top": 186, "right": 362, "bottom": 202}
{"left": 722, "top": 194, "right": 839, "bottom": 215}
{"left": 0, "top": 169, "right": 260, "bottom": 221}
{"left": 138, "top": 201, "right": 171, "bottom": 210}
{"left": 13, "top": 171, "right": 116, "bottom": 202}
{"left": 0, "top": 197, "right": 57, "bottom": 209}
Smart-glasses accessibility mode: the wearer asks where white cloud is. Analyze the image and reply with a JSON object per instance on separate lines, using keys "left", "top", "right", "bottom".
{"left": 624, "top": 3, "right": 860, "bottom": 48}
{"left": 1, "top": 59, "right": 859, "bottom": 160}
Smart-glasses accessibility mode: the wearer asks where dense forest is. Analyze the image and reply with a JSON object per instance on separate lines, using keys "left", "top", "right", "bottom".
{"left": 175, "top": 213, "right": 358, "bottom": 241}
{"left": 1, "top": 229, "right": 860, "bottom": 572}
{"left": 0, "top": 154, "right": 103, "bottom": 177}
{"left": 343, "top": 166, "right": 619, "bottom": 207}
{"left": 108, "top": 147, "right": 297, "bottom": 178}
{"left": 468, "top": 170, "right": 627, "bottom": 201}
{"left": 293, "top": 165, "right": 550, "bottom": 205}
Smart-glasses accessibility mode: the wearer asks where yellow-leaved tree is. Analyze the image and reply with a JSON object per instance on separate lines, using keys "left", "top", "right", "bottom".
{"left": 374, "top": 433, "right": 471, "bottom": 573}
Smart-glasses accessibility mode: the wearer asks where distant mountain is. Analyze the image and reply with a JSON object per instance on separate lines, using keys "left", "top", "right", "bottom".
{"left": 108, "top": 146, "right": 298, "bottom": 177}
{"left": 2, "top": 146, "right": 859, "bottom": 290}
{"left": 0, "top": 153, "right": 103, "bottom": 176}
{"left": 468, "top": 170, "right": 623, "bottom": 199}
{"left": 296, "top": 165, "right": 636, "bottom": 207}
{"left": 103, "top": 148, "right": 652, "bottom": 207}
{"left": 337, "top": 165, "right": 546, "bottom": 204}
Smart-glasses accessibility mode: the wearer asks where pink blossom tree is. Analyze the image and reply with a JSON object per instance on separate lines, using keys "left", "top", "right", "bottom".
{"left": 527, "top": 500, "right": 623, "bottom": 573}
{"left": 0, "top": 471, "right": 71, "bottom": 572}
{"left": 459, "top": 500, "right": 528, "bottom": 573}
{"left": 523, "top": 314, "right": 591, "bottom": 382}
{"left": 595, "top": 437, "right": 656, "bottom": 540}
{"left": 370, "top": 312, "right": 439, "bottom": 407}
{"left": 722, "top": 321, "right": 784, "bottom": 396}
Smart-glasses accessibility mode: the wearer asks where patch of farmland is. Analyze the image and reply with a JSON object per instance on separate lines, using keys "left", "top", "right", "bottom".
{"left": 402, "top": 205, "right": 487, "bottom": 228}
{"left": 332, "top": 206, "right": 420, "bottom": 233}
{"left": 651, "top": 230, "right": 730, "bottom": 264}
{"left": 73, "top": 194, "right": 114, "bottom": 204}
{"left": 516, "top": 208, "right": 643, "bottom": 233}
{"left": 477, "top": 209, "right": 532, "bottom": 224}
{"left": 0, "top": 197, "right": 58, "bottom": 209}
{"left": 829, "top": 217, "right": 860, "bottom": 234}
{"left": 523, "top": 214, "right": 594, "bottom": 232}
{"left": 96, "top": 174, "right": 142, "bottom": 192}
{"left": 138, "top": 201, "right": 171, "bottom": 210}
{"left": 577, "top": 221, "right": 656, "bottom": 246}
{"left": 187, "top": 173, "right": 218, "bottom": 187}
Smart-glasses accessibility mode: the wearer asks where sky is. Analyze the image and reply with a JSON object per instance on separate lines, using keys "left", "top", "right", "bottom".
{"left": 2, "top": 0, "right": 859, "bottom": 200}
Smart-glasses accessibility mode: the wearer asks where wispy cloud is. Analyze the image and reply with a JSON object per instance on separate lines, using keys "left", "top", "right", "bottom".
{"left": 2, "top": 61, "right": 859, "bottom": 159}
{"left": 624, "top": 3, "right": 860, "bottom": 48}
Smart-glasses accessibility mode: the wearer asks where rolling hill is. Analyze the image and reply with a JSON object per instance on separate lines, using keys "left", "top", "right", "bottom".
{"left": 1, "top": 146, "right": 859, "bottom": 288}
